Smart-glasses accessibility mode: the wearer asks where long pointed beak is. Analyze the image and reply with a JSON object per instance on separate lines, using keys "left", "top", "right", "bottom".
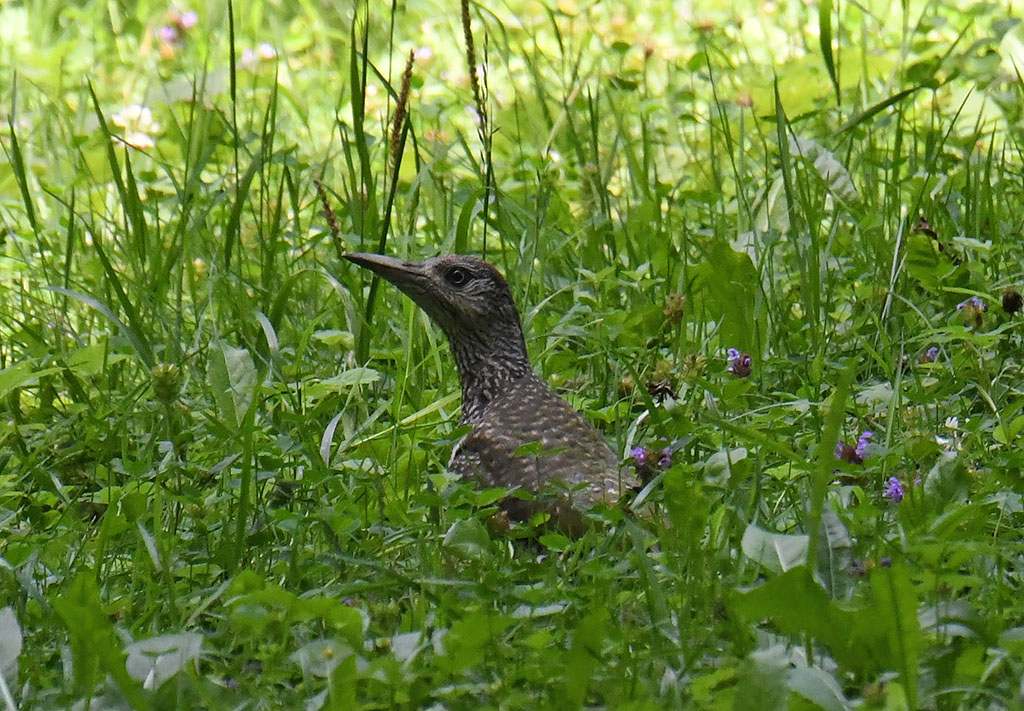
{"left": 344, "top": 252, "right": 426, "bottom": 290}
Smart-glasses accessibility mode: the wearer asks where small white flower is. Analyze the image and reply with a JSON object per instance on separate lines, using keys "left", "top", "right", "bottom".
{"left": 258, "top": 42, "right": 277, "bottom": 60}
{"left": 111, "top": 104, "right": 160, "bottom": 149}
{"left": 944, "top": 416, "right": 959, "bottom": 429}
{"left": 414, "top": 45, "right": 433, "bottom": 60}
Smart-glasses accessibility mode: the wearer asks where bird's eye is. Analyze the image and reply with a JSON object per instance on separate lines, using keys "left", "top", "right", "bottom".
{"left": 445, "top": 267, "right": 473, "bottom": 287}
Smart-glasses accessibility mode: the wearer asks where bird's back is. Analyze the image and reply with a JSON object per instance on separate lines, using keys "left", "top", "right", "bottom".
{"left": 450, "top": 371, "right": 635, "bottom": 528}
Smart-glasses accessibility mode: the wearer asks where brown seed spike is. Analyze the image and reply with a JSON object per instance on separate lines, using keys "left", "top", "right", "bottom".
{"left": 389, "top": 49, "right": 415, "bottom": 167}
{"left": 345, "top": 253, "right": 636, "bottom": 535}
{"left": 460, "top": 0, "right": 487, "bottom": 128}
{"left": 1002, "top": 288, "right": 1022, "bottom": 314}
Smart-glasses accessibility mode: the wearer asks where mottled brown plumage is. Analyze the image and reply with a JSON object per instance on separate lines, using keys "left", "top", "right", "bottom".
{"left": 345, "top": 252, "right": 635, "bottom": 533}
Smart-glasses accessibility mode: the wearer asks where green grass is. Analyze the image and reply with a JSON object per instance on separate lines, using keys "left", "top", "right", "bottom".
{"left": 1, "top": 0, "right": 1023, "bottom": 708}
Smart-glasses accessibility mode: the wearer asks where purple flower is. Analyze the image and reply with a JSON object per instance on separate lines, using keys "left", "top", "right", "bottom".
{"left": 957, "top": 296, "right": 987, "bottom": 329}
{"left": 855, "top": 431, "right": 873, "bottom": 459}
{"left": 835, "top": 430, "right": 873, "bottom": 464}
{"left": 917, "top": 346, "right": 939, "bottom": 364}
{"left": 630, "top": 446, "right": 648, "bottom": 468}
{"left": 726, "top": 348, "right": 752, "bottom": 378}
{"left": 883, "top": 476, "right": 904, "bottom": 503}
{"left": 956, "top": 296, "right": 987, "bottom": 312}
{"left": 179, "top": 10, "right": 199, "bottom": 28}
{"left": 632, "top": 444, "right": 673, "bottom": 482}
{"left": 158, "top": 25, "right": 178, "bottom": 43}
{"left": 657, "top": 447, "right": 672, "bottom": 470}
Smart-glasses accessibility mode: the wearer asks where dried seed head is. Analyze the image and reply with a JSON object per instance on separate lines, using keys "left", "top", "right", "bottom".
{"left": 389, "top": 49, "right": 415, "bottom": 167}
{"left": 663, "top": 292, "right": 685, "bottom": 323}
{"left": 151, "top": 362, "right": 181, "bottom": 404}
{"left": 313, "top": 178, "right": 341, "bottom": 249}
{"left": 460, "top": 0, "right": 487, "bottom": 129}
{"left": 646, "top": 378, "right": 677, "bottom": 402}
{"left": 1002, "top": 287, "right": 1022, "bottom": 314}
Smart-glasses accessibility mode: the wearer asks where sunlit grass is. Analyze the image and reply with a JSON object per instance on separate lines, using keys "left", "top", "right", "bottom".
{"left": 1, "top": 0, "right": 1022, "bottom": 709}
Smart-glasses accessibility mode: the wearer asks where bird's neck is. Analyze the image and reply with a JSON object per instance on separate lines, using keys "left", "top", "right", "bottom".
{"left": 449, "top": 328, "right": 532, "bottom": 424}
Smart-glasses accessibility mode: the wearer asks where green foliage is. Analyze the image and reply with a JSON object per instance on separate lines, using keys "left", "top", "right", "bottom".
{"left": 0, "top": 0, "right": 1022, "bottom": 709}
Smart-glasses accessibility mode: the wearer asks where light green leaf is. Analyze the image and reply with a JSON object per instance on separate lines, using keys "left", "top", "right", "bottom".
{"left": 871, "top": 563, "right": 920, "bottom": 708}
{"left": 789, "top": 135, "right": 859, "bottom": 204}
{"left": 741, "top": 524, "right": 808, "bottom": 573}
{"left": 124, "top": 632, "right": 203, "bottom": 690}
{"left": 208, "top": 340, "right": 257, "bottom": 431}
{"left": 788, "top": 666, "right": 851, "bottom": 711}
{"left": 0, "top": 607, "right": 22, "bottom": 677}
{"left": 442, "top": 518, "right": 492, "bottom": 561}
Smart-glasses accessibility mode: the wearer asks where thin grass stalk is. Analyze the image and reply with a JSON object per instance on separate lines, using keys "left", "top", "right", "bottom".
{"left": 226, "top": 0, "right": 240, "bottom": 270}
{"left": 460, "top": 0, "right": 495, "bottom": 256}
{"left": 5, "top": 78, "right": 40, "bottom": 241}
{"left": 355, "top": 48, "right": 414, "bottom": 370}
{"left": 230, "top": 401, "right": 259, "bottom": 573}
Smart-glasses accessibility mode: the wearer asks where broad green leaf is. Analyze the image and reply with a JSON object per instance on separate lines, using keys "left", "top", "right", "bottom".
{"left": 328, "top": 649, "right": 358, "bottom": 709}
{"left": 734, "top": 647, "right": 789, "bottom": 711}
{"left": 0, "top": 607, "right": 22, "bottom": 677}
{"left": 311, "top": 367, "right": 382, "bottom": 394}
{"left": 732, "top": 567, "right": 887, "bottom": 675}
{"left": 788, "top": 666, "right": 851, "bottom": 711}
{"left": 67, "top": 341, "right": 117, "bottom": 376}
{"left": 789, "top": 135, "right": 858, "bottom": 204}
{"left": 289, "top": 639, "right": 352, "bottom": 678}
{"left": 0, "top": 361, "right": 39, "bottom": 399}
{"left": 440, "top": 610, "right": 512, "bottom": 672}
{"left": 51, "top": 575, "right": 149, "bottom": 709}
{"left": 124, "top": 632, "right": 202, "bottom": 690}
{"left": 871, "top": 564, "right": 919, "bottom": 708}
{"left": 816, "top": 506, "right": 853, "bottom": 601}
{"left": 300, "top": 597, "right": 365, "bottom": 649}
{"left": 564, "top": 607, "right": 609, "bottom": 709}
{"left": 993, "top": 413, "right": 1024, "bottom": 444}
{"left": 741, "top": 524, "right": 808, "bottom": 573}
{"left": 312, "top": 329, "right": 355, "bottom": 349}
{"left": 904, "top": 232, "right": 963, "bottom": 290}
{"left": 442, "top": 517, "right": 492, "bottom": 561}
{"left": 306, "top": 369, "right": 383, "bottom": 404}
{"left": 691, "top": 241, "right": 761, "bottom": 354}
{"left": 208, "top": 340, "right": 257, "bottom": 431}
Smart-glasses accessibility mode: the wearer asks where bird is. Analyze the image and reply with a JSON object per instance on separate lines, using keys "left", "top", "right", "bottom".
{"left": 344, "top": 252, "right": 636, "bottom": 535}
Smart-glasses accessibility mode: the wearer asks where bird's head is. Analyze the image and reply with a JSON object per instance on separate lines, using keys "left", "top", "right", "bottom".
{"left": 344, "top": 252, "right": 529, "bottom": 371}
